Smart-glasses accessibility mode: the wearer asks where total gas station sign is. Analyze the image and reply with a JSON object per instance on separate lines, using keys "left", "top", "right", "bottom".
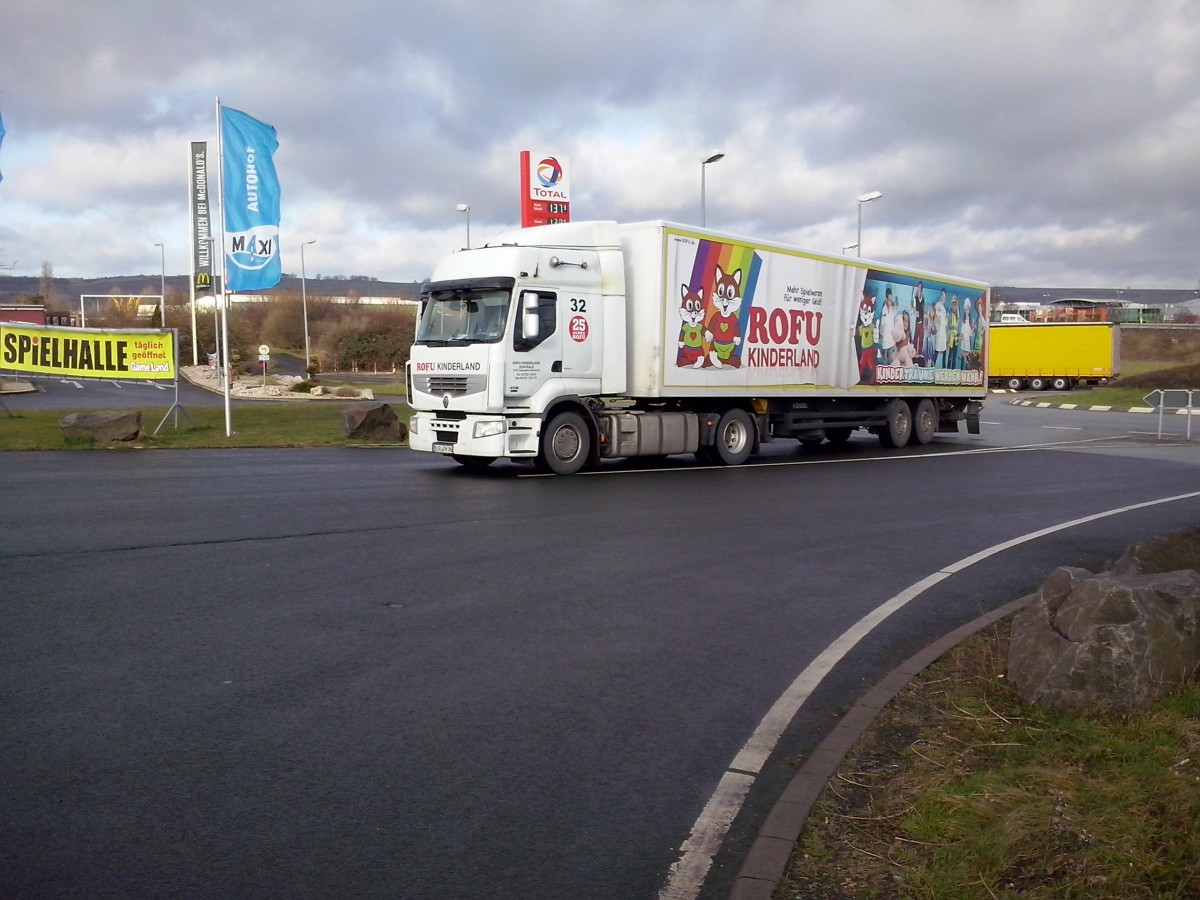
{"left": 520, "top": 150, "right": 571, "bottom": 228}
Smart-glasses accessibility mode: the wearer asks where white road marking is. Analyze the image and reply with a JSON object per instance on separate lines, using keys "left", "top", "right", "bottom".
{"left": 658, "top": 486, "right": 1200, "bottom": 899}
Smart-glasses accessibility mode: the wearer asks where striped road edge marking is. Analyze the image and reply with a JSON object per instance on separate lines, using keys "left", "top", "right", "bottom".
{"left": 1011, "top": 399, "right": 1198, "bottom": 414}
{"left": 657, "top": 487, "right": 1200, "bottom": 900}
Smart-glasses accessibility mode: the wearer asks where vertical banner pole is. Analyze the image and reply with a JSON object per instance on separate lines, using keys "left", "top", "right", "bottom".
{"left": 215, "top": 96, "right": 234, "bottom": 437}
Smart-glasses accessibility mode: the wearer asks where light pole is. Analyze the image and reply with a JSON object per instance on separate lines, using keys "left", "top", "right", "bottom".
{"left": 856, "top": 191, "right": 882, "bottom": 258}
{"left": 300, "top": 240, "right": 316, "bottom": 373}
{"left": 456, "top": 204, "right": 471, "bottom": 248}
{"left": 153, "top": 242, "right": 166, "bottom": 327}
{"left": 700, "top": 151, "right": 725, "bottom": 227}
{"left": 843, "top": 242, "right": 858, "bottom": 255}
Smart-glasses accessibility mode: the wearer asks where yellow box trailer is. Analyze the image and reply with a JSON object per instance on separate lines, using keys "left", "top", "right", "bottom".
{"left": 988, "top": 321, "right": 1120, "bottom": 391}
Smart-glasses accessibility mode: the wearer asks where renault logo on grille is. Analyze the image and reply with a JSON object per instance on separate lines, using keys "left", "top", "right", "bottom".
{"left": 442, "top": 394, "right": 451, "bottom": 408}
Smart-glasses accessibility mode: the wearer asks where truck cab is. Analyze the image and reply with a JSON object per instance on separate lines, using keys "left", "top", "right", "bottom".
{"left": 406, "top": 222, "right": 626, "bottom": 472}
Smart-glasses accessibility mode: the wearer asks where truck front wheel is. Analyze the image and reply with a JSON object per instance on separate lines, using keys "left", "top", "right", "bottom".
{"left": 538, "top": 411, "right": 591, "bottom": 475}
{"left": 712, "top": 408, "right": 754, "bottom": 466}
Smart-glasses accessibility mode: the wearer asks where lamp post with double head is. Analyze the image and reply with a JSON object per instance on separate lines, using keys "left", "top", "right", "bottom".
{"left": 700, "top": 151, "right": 725, "bottom": 227}
{"left": 300, "top": 240, "right": 316, "bottom": 373}
{"left": 856, "top": 191, "right": 882, "bottom": 258}
{"left": 456, "top": 204, "right": 471, "bottom": 249}
{"left": 153, "top": 242, "right": 166, "bottom": 327}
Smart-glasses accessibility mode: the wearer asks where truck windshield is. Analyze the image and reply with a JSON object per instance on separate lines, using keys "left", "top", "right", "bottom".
{"left": 414, "top": 287, "right": 512, "bottom": 346}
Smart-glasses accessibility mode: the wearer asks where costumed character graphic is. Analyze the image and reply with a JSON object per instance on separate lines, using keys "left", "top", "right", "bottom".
{"left": 705, "top": 265, "right": 743, "bottom": 368}
{"left": 855, "top": 287, "right": 878, "bottom": 384}
{"left": 912, "top": 281, "right": 927, "bottom": 366}
{"left": 676, "top": 283, "right": 707, "bottom": 368}
{"left": 892, "top": 310, "right": 917, "bottom": 368}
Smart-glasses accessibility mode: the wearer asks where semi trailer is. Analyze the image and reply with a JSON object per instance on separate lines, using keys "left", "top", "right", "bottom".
{"left": 406, "top": 220, "right": 989, "bottom": 474}
{"left": 988, "top": 321, "right": 1120, "bottom": 391}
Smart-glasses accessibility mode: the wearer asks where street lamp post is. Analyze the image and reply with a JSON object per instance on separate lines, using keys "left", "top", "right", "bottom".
{"left": 856, "top": 191, "right": 882, "bottom": 258}
{"left": 456, "top": 204, "right": 471, "bottom": 248}
{"left": 843, "top": 242, "right": 858, "bottom": 255}
{"left": 153, "top": 242, "right": 166, "bottom": 327}
{"left": 300, "top": 240, "right": 316, "bottom": 374}
{"left": 700, "top": 151, "right": 725, "bottom": 227}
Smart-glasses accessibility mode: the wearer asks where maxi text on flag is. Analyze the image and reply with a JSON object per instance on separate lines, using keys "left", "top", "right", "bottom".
{"left": 220, "top": 106, "right": 281, "bottom": 292}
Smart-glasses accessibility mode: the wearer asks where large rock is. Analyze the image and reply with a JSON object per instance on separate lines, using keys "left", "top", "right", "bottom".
{"left": 1007, "top": 565, "right": 1200, "bottom": 712}
{"left": 342, "top": 401, "right": 406, "bottom": 442}
{"left": 1110, "top": 527, "right": 1200, "bottom": 576}
{"left": 59, "top": 409, "right": 142, "bottom": 443}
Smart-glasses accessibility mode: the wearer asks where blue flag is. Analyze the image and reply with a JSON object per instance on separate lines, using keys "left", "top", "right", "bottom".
{"left": 220, "top": 105, "right": 281, "bottom": 292}
{"left": 0, "top": 112, "right": 6, "bottom": 184}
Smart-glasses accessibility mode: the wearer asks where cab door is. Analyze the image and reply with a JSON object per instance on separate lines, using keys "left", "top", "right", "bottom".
{"left": 505, "top": 289, "right": 560, "bottom": 399}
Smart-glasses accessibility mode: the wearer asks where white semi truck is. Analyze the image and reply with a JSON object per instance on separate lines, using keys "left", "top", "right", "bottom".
{"left": 406, "top": 220, "right": 988, "bottom": 474}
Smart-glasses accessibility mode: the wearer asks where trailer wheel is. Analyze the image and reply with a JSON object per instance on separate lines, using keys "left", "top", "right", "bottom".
{"left": 452, "top": 454, "right": 496, "bottom": 469}
{"left": 1028, "top": 377, "right": 1047, "bottom": 391}
{"left": 1005, "top": 377, "right": 1024, "bottom": 391}
{"left": 878, "top": 399, "right": 912, "bottom": 448}
{"left": 911, "top": 398, "right": 937, "bottom": 445}
{"left": 712, "top": 408, "right": 754, "bottom": 466}
{"left": 538, "top": 411, "right": 591, "bottom": 475}
{"left": 1051, "top": 376, "right": 1071, "bottom": 391}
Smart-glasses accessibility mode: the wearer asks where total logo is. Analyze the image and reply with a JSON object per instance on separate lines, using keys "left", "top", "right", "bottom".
{"left": 537, "top": 157, "right": 563, "bottom": 188}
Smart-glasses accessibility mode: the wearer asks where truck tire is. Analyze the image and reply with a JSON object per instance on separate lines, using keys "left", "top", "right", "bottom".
{"left": 538, "top": 411, "right": 591, "bottom": 475}
{"left": 1051, "top": 376, "right": 1071, "bottom": 391}
{"left": 1028, "top": 377, "right": 1047, "bottom": 391}
{"left": 911, "top": 398, "right": 937, "bottom": 445}
{"left": 879, "top": 399, "right": 912, "bottom": 448}
{"left": 1005, "top": 377, "right": 1024, "bottom": 391}
{"left": 452, "top": 454, "right": 496, "bottom": 469}
{"left": 712, "top": 408, "right": 754, "bottom": 466}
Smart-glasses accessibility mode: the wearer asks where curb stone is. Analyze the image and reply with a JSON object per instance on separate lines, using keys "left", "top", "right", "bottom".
{"left": 729, "top": 594, "right": 1033, "bottom": 900}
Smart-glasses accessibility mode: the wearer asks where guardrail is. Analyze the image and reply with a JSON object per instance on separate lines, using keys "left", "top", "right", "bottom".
{"left": 1143, "top": 389, "right": 1198, "bottom": 440}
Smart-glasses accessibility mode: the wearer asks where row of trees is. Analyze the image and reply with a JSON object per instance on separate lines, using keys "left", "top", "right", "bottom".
{"left": 49, "top": 289, "right": 416, "bottom": 375}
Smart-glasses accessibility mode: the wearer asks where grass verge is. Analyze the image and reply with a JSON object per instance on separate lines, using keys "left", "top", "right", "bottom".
{"left": 779, "top": 618, "right": 1200, "bottom": 899}
{"left": 0, "top": 403, "right": 409, "bottom": 450}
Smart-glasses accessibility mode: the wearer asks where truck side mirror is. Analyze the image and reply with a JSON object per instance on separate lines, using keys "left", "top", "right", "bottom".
{"left": 521, "top": 292, "right": 540, "bottom": 339}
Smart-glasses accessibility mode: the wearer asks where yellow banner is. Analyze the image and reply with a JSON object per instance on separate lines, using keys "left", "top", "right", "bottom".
{"left": 0, "top": 323, "right": 177, "bottom": 380}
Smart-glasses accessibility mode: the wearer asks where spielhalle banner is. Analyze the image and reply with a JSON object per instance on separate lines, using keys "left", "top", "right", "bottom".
{"left": 0, "top": 323, "right": 177, "bottom": 381}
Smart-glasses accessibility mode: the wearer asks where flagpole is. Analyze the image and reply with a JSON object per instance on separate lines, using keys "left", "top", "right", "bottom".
{"left": 215, "top": 96, "right": 234, "bottom": 437}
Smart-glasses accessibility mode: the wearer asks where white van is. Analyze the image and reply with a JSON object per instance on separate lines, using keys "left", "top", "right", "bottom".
{"left": 999, "top": 313, "right": 1028, "bottom": 324}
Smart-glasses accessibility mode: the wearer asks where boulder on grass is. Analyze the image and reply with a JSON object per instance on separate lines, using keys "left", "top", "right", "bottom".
{"left": 1007, "top": 565, "right": 1200, "bottom": 712}
{"left": 342, "top": 401, "right": 406, "bottom": 442}
{"left": 59, "top": 409, "right": 142, "bottom": 443}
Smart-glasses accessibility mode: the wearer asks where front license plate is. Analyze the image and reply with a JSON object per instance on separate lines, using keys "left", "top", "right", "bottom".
{"left": 433, "top": 442, "right": 455, "bottom": 454}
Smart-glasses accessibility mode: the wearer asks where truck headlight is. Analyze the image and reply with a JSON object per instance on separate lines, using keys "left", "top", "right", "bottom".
{"left": 407, "top": 416, "right": 418, "bottom": 435}
{"left": 474, "top": 420, "right": 506, "bottom": 439}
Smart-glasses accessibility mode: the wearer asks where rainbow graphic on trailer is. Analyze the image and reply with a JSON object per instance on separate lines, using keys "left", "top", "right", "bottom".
{"left": 676, "top": 239, "right": 762, "bottom": 369}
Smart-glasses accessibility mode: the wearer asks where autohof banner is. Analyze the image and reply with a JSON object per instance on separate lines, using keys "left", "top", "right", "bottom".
{"left": 220, "top": 105, "right": 281, "bottom": 293}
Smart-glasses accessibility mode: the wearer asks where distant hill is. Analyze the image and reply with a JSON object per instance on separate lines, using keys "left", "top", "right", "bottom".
{"left": 0, "top": 274, "right": 424, "bottom": 307}
{"left": 3, "top": 273, "right": 1196, "bottom": 313}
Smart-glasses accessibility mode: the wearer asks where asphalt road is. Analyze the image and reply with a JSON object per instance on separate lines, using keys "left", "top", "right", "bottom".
{"left": 2, "top": 401, "right": 1198, "bottom": 899}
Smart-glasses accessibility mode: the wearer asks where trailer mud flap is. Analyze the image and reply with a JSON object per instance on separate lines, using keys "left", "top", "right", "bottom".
{"left": 967, "top": 400, "right": 982, "bottom": 434}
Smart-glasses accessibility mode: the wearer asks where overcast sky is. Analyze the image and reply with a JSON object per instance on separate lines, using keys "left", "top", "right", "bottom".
{"left": 2, "top": 0, "right": 1198, "bottom": 289}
